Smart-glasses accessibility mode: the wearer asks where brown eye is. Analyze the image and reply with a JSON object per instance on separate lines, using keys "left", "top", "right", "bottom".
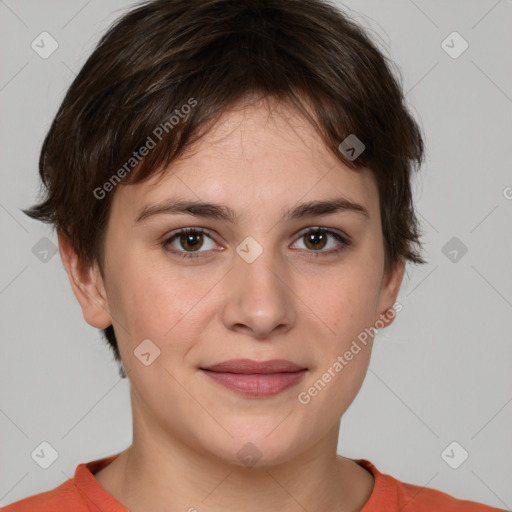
{"left": 179, "top": 231, "right": 204, "bottom": 251}
{"left": 163, "top": 228, "right": 218, "bottom": 258}
{"left": 303, "top": 230, "right": 328, "bottom": 250}
{"left": 292, "top": 227, "right": 350, "bottom": 256}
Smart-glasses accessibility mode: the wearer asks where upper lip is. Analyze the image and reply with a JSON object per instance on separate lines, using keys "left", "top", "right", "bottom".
{"left": 201, "top": 359, "right": 307, "bottom": 374}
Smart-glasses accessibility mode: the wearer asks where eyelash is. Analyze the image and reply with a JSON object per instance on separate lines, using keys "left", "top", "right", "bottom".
{"left": 161, "top": 227, "right": 351, "bottom": 260}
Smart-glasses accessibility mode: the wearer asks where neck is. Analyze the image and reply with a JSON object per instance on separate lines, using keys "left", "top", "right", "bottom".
{"left": 94, "top": 393, "right": 374, "bottom": 512}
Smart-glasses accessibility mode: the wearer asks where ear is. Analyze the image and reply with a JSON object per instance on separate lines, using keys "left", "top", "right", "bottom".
{"left": 375, "top": 257, "right": 405, "bottom": 328}
{"left": 58, "top": 231, "right": 112, "bottom": 329}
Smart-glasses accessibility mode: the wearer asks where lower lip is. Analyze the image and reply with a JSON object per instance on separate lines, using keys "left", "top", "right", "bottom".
{"left": 201, "top": 369, "right": 307, "bottom": 397}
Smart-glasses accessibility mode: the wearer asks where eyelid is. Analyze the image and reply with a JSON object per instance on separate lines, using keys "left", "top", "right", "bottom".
{"left": 162, "top": 226, "right": 351, "bottom": 259}
{"left": 290, "top": 226, "right": 351, "bottom": 256}
{"left": 163, "top": 227, "right": 220, "bottom": 252}
{"left": 292, "top": 225, "right": 350, "bottom": 244}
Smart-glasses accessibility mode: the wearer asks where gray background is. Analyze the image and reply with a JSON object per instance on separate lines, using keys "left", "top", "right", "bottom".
{"left": 1, "top": 0, "right": 511, "bottom": 509}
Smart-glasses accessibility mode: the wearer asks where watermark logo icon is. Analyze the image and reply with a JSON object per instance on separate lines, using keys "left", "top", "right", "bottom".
{"left": 134, "top": 338, "right": 161, "bottom": 366}
{"left": 441, "top": 441, "right": 469, "bottom": 469}
{"left": 236, "top": 236, "right": 263, "bottom": 263}
{"left": 31, "top": 32, "right": 58, "bottom": 59}
{"left": 237, "top": 442, "right": 262, "bottom": 467}
{"left": 32, "top": 237, "right": 58, "bottom": 263}
{"left": 442, "top": 236, "right": 468, "bottom": 263}
{"left": 31, "top": 441, "right": 59, "bottom": 469}
{"left": 338, "top": 134, "right": 365, "bottom": 161}
{"left": 441, "top": 32, "right": 469, "bottom": 59}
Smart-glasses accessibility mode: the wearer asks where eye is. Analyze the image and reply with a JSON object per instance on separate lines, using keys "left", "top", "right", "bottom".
{"left": 291, "top": 227, "right": 351, "bottom": 256}
{"left": 162, "top": 226, "right": 351, "bottom": 260}
{"left": 162, "top": 228, "right": 219, "bottom": 258}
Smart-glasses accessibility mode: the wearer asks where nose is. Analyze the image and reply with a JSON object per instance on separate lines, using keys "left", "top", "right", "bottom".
{"left": 220, "top": 245, "right": 296, "bottom": 340}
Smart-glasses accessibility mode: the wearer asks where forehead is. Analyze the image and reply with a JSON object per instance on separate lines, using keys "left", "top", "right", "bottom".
{"left": 111, "top": 99, "right": 379, "bottom": 223}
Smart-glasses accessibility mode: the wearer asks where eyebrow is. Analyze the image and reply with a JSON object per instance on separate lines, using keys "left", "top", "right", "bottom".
{"left": 135, "top": 196, "right": 370, "bottom": 224}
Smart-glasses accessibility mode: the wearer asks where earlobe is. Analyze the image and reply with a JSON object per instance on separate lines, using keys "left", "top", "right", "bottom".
{"left": 58, "top": 232, "right": 112, "bottom": 329}
{"left": 376, "top": 257, "right": 406, "bottom": 328}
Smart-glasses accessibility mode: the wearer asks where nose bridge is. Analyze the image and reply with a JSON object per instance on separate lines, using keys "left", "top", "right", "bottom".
{"left": 221, "top": 236, "right": 295, "bottom": 337}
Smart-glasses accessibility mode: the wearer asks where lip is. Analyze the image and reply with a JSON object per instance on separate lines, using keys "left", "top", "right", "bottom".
{"left": 200, "top": 359, "right": 308, "bottom": 398}
{"left": 202, "top": 358, "right": 306, "bottom": 374}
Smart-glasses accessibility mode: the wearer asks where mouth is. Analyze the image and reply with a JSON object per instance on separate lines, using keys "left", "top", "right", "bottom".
{"left": 200, "top": 359, "right": 308, "bottom": 398}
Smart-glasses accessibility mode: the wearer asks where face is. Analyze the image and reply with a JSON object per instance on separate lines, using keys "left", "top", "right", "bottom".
{"left": 66, "top": 98, "right": 404, "bottom": 467}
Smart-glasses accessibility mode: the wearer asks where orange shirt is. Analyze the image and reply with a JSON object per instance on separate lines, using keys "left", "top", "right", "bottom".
{"left": 2, "top": 454, "right": 504, "bottom": 511}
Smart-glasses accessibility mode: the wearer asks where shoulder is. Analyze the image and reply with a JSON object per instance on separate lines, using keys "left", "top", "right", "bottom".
{"left": 1, "top": 455, "right": 121, "bottom": 512}
{"left": 1, "top": 479, "right": 88, "bottom": 512}
{"left": 355, "top": 459, "right": 504, "bottom": 512}
{"left": 393, "top": 477, "right": 504, "bottom": 511}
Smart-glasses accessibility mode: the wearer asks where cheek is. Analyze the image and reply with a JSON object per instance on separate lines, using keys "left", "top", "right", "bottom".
{"left": 303, "top": 261, "right": 381, "bottom": 339}
{"left": 107, "top": 254, "right": 223, "bottom": 354}
{"left": 296, "top": 260, "right": 381, "bottom": 402}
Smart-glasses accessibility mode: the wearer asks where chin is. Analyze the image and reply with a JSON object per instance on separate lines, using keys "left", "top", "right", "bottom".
{"left": 204, "top": 420, "right": 307, "bottom": 469}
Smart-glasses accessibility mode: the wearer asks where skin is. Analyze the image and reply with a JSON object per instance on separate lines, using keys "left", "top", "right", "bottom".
{"left": 59, "top": 96, "right": 405, "bottom": 512}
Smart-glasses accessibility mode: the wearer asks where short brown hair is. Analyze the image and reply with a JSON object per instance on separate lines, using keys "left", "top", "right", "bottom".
{"left": 24, "top": 0, "right": 427, "bottom": 375}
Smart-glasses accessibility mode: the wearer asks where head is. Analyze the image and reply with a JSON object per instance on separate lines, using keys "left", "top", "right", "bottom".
{"left": 25, "top": 0, "right": 426, "bottom": 466}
